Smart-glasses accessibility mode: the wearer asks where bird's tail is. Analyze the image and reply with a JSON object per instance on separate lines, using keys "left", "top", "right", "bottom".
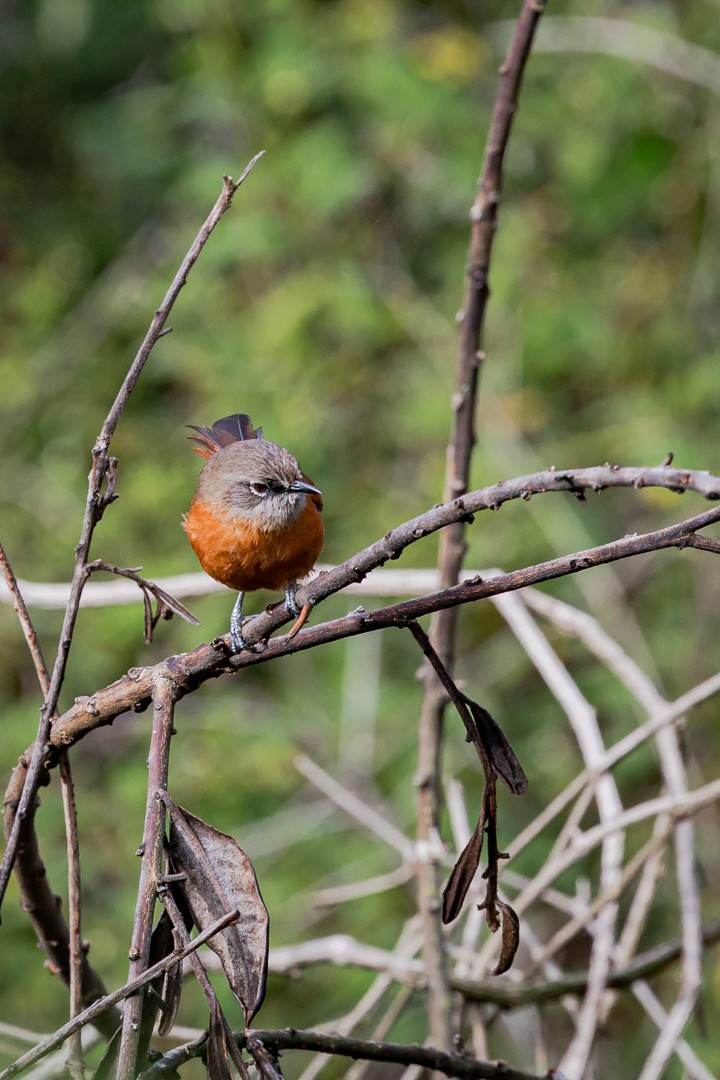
{"left": 186, "top": 413, "right": 264, "bottom": 459}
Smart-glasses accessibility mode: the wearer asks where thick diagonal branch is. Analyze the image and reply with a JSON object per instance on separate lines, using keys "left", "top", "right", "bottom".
{"left": 31, "top": 488, "right": 720, "bottom": 750}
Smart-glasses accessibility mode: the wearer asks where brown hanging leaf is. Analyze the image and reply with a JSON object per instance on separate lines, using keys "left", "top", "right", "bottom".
{"left": 157, "top": 894, "right": 194, "bottom": 1037}
{"left": 91, "top": 1023, "right": 122, "bottom": 1080}
{"left": 124, "top": 906, "right": 181, "bottom": 1057}
{"left": 462, "top": 696, "right": 528, "bottom": 795}
{"left": 150, "top": 582, "right": 201, "bottom": 626}
{"left": 207, "top": 998, "right": 252, "bottom": 1079}
{"left": 162, "top": 793, "right": 269, "bottom": 1024}
{"left": 492, "top": 898, "right": 521, "bottom": 975}
{"left": 442, "top": 806, "right": 486, "bottom": 924}
{"left": 206, "top": 999, "right": 236, "bottom": 1080}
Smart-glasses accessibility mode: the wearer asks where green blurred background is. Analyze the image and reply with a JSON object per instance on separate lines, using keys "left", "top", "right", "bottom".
{"left": 2, "top": 0, "right": 720, "bottom": 1075}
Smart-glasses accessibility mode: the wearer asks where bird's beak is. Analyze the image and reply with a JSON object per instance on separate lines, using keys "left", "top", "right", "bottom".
{"left": 290, "top": 479, "right": 322, "bottom": 496}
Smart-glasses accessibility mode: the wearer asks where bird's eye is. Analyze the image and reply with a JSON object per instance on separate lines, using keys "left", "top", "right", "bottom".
{"left": 249, "top": 482, "right": 269, "bottom": 496}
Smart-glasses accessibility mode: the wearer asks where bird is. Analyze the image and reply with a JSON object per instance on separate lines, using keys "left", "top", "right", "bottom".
{"left": 183, "top": 413, "right": 324, "bottom": 651}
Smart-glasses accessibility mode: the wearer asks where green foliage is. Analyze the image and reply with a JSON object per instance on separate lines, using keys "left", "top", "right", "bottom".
{"left": 2, "top": 0, "right": 720, "bottom": 1074}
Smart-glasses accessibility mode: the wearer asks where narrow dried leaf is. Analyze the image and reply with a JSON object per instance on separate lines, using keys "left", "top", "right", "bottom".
{"left": 153, "top": 584, "right": 201, "bottom": 626}
{"left": 442, "top": 810, "right": 486, "bottom": 924}
{"left": 163, "top": 794, "right": 269, "bottom": 1023}
{"left": 158, "top": 958, "right": 183, "bottom": 1037}
{"left": 207, "top": 1000, "right": 235, "bottom": 1080}
{"left": 492, "top": 899, "right": 521, "bottom": 975}
{"left": 133, "top": 908, "right": 181, "bottom": 1051}
{"left": 92, "top": 1024, "right": 121, "bottom": 1080}
{"left": 142, "top": 588, "right": 155, "bottom": 645}
{"left": 157, "top": 894, "right": 192, "bottom": 1037}
{"left": 464, "top": 697, "right": 528, "bottom": 795}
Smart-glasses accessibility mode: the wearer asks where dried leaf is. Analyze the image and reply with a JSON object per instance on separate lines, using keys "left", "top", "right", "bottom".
{"left": 206, "top": 999, "right": 251, "bottom": 1079}
{"left": 492, "top": 899, "right": 521, "bottom": 975}
{"left": 163, "top": 794, "right": 269, "bottom": 1023}
{"left": 157, "top": 901, "right": 191, "bottom": 1037}
{"left": 130, "top": 909, "right": 181, "bottom": 1055}
{"left": 206, "top": 1000, "right": 235, "bottom": 1080}
{"left": 464, "top": 696, "right": 528, "bottom": 795}
{"left": 93, "top": 909, "right": 179, "bottom": 1076}
{"left": 92, "top": 1024, "right": 121, "bottom": 1079}
{"left": 442, "top": 809, "right": 486, "bottom": 924}
{"left": 157, "top": 961, "right": 183, "bottom": 1037}
{"left": 152, "top": 584, "right": 201, "bottom": 626}
{"left": 143, "top": 588, "right": 155, "bottom": 645}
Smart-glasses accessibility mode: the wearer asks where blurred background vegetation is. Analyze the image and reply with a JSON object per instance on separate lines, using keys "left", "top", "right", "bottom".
{"left": 1, "top": 0, "right": 720, "bottom": 1075}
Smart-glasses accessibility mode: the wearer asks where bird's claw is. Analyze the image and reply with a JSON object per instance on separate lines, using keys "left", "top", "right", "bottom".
{"left": 287, "top": 602, "right": 312, "bottom": 639}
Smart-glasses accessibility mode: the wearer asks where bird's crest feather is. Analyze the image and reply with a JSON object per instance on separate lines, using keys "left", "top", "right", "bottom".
{"left": 187, "top": 413, "right": 264, "bottom": 459}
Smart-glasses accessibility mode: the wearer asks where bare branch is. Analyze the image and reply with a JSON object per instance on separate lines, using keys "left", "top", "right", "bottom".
{"left": 210, "top": 913, "right": 720, "bottom": 1014}
{"left": 36, "top": 484, "right": 720, "bottom": 752}
{"left": 2, "top": 753, "right": 121, "bottom": 1039}
{"left": 296, "top": 754, "right": 414, "bottom": 858}
{"left": 416, "top": 0, "right": 546, "bottom": 1049}
{"left": 2, "top": 462, "right": 720, "bottom": 616}
{"left": 117, "top": 670, "right": 179, "bottom": 1079}
{"left": 0, "top": 908, "right": 240, "bottom": 1080}
{"left": 58, "top": 754, "right": 85, "bottom": 1079}
{"left": 0, "top": 541, "right": 91, "bottom": 1065}
{"left": 139, "top": 1026, "right": 546, "bottom": 1080}
{"left": 0, "top": 153, "right": 264, "bottom": 915}
{"left": 0, "top": 541, "right": 50, "bottom": 688}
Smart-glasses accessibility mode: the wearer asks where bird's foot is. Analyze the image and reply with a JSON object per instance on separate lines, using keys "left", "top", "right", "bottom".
{"left": 284, "top": 582, "right": 313, "bottom": 637}
{"left": 284, "top": 582, "right": 301, "bottom": 617}
{"left": 231, "top": 614, "right": 263, "bottom": 653}
{"left": 230, "top": 592, "right": 251, "bottom": 653}
{"left": 283, "top": 582, "right": 311, "bottom": 637}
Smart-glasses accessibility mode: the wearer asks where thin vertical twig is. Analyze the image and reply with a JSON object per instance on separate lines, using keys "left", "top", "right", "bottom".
{"left": 116, "top": 669, "right": 179, "bottom": 1079}
{"left": 0, "top": 153, "right": 264, "bottom": 917}
{"left": 414, "top": 0, "right": 546, "bottom": 1053}
{"left": 0, "top": 542, "right": 51, "bottom": 689}
{"left": 59, "top": 755, "right": 85, "bottom": 1079}
{"left": 2, "top": 758, "right": 120, "bottom": 1038}
{"left": 0, "top": 541, "right": 87, "bottom": 1073}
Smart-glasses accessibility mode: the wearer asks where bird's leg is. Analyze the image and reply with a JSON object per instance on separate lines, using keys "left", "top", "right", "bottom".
{"left": 284, "top": 582, "right": 300, "bottom": 617}
{"left": 285, "top": 582, "right": 312, "bottom": 639}
{"left": 230, "top": 592, "right": 246, "bottom": 652}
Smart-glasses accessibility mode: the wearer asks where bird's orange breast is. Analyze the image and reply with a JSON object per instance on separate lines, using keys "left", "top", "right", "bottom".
{"left": 183, "top": 498, "right": 324, "bottom": 594}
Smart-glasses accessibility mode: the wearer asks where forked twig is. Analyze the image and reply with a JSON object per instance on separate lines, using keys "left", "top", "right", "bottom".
{"left": 86, "top": 560, "right": 200, "bottom": 643}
